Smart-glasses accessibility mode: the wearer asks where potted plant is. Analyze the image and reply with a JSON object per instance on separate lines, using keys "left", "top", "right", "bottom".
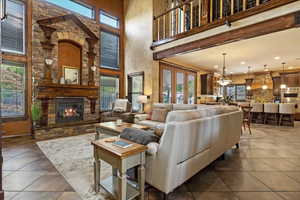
{"left": 31, "top": 102, "right": 42, "bottom": 128}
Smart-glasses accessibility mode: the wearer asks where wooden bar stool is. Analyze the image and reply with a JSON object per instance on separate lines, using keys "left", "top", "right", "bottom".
{"left": 279, "top": 103, "right": 296, "bottom": 127}
{"left": 241, "top": 106, "right": 252, "bottom": 135}
{"left": 250, "top": 103, "right": 264, "bottom": 124}
{"left": 264, "top": 103, "right": 279, "bottom": 125}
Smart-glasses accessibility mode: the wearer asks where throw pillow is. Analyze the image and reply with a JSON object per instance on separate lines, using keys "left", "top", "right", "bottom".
{"left": 151, "top": 109, "right": 168, "bottom": 122}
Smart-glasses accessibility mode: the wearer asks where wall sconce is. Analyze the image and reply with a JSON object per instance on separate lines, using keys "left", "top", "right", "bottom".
{"left": 91, "top": 65, "right": 97, "bottom": 72}
{"left": 45, "top": 58, "right": 53, "bottom": 66}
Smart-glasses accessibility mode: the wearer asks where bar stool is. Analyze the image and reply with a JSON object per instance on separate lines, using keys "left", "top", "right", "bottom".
{"left": 279, "top": 104, "right": 296, "bottom": 127}
{"left": 264, "top": 103, "right": 279, "bottom": 125}
{"left": 250, "top": 103, "right": 264, "bottom": 124}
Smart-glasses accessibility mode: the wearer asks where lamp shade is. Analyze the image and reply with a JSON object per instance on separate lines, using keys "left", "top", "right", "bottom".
{"left": 262, "top": 85, "right": 268, "bottom": 90}
{"left": 137, "top": 95, "right": 148, "bottom": 104}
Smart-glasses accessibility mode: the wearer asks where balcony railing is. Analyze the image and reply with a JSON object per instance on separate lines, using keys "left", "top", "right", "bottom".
{"left": 152, "top": 0, "right": 294, "bottom": 47}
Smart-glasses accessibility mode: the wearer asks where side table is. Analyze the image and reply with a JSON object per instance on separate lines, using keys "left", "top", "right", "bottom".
{"left": 92, "top": 137, "right": 147, "bottom": 200}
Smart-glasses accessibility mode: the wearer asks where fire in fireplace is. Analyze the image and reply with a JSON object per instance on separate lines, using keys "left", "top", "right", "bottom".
{"left": 56, "top": 98, "right": 84, "bottom": 123}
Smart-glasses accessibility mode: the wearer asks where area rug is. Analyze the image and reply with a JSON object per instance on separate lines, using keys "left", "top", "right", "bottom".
{"left": 37, "top": 133, "right": 113, "bottom": 200}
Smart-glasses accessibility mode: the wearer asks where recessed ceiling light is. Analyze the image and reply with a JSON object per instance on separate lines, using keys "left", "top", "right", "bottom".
{"left": 214, "top": 65, "right": 219, "bottom": 69}
{"left": 241, "top": 61, "right": 246, "bottom": 65}
{"left": 274, "top": 56, "right": 280, "bottom": 60}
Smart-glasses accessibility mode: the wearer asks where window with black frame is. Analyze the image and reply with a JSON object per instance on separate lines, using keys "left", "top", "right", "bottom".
{"left": 100, "top": 31, "right": 120, "bottom": 70}
{"left": 128, "top": 72, "right": 144, "bottom": 112}
{"left": 1, "top": 0, "right": 25, "bottom": 54}
{"left": 0, "top": 61, "right": 26, "bottom": 118}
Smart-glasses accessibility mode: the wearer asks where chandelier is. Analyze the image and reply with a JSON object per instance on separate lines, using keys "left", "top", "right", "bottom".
{"left": 280, "top": 62, "right": 287, "bottom": 89}
{"left": 217, "top": 53, "right": 232, "bottom": 86}
{"left": 246, "top": 66, "right": 251, "bottom": 90}
{"left": 262, "top": 65, "right": 268, "bottom": 90}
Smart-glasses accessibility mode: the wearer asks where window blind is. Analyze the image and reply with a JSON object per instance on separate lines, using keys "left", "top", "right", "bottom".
{"left": 100, "top": 31, "right": 120, "bottom": 70}
{"left": 1, "top": 0, "right": 24, "bottom": 54}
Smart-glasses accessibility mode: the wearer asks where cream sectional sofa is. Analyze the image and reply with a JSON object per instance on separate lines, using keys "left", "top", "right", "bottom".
{"left": 136, "top": 104, "right": 242, "bottom": 195}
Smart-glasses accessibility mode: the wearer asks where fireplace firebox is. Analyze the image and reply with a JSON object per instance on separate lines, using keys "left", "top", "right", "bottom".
{"left": 56, "top": 98, "right": 84, "bottom": 123}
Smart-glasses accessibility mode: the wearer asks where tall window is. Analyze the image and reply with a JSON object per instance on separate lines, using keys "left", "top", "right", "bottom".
{"left": 0, "top": 61, "right": 26, "bottom": 118}
{"left": 160, "top": 63, "right": 197, "bottom": 104}
{"left": 1, "top": 0, "right": 25, "bottom": 54}
{"left": 188, "top": 74, "right": 196, "bottom": 104}
{"left": 162, "top": 69, "right": 172, "bottom": 103}
{"left": 128, "top": 72, "right": 144, "bottom": 112}
{"left": 44, "top": 0, "right": 95, "bottom": 19}
{"left": 100, "top": 11, "right": 119, "bottom": 29}
{"left": 100, "top": 76, "right": 119, "bottom": 111}
{"left": 225, "top": 84, "right": 246, "bottom": 101}
{"left": 176, "top": 72, "right": 184, "bottom": 104}
{"left": 100, "top": 31, "right": 120, "bottom": 70}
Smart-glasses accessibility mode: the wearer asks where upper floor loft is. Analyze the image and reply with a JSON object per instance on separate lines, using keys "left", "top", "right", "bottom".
{"left": 152, "top": 0, "right": 300, "bottom": 58}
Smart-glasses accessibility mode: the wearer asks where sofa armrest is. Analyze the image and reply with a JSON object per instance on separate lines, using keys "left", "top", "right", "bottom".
{"left": 134, "top": 113, "right": 149, "bottom": 123}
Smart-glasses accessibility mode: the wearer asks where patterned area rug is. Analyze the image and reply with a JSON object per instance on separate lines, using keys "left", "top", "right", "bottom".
{"left": 37, "top": 133, "right": 113, "bottom": 200}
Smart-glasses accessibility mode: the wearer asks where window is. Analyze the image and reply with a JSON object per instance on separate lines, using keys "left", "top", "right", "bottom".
{"left": 100, "top": 76, "right": 119, "bottom": 111}
{"left": 188, "top": 74, "right": 196, "bottom": 104}
{"left": 162, "top": 69, "right": 172, "bottom": 103}
{"left": 44, "top": 0, "right": 94, "bottom": 19}
{"left": 100, "top": 11, "right": 119, "bottom": 29}
{"left": 128, "top": 72, "right": 144, "bottom": 112}
{"left": 236, "top": 85, "right": 246, "bottom": 101}
{"left": 100, "top": 31, "right": 120, "bottom": 70}
{"left": 160, "top": 63, "right": 197, "bottom": 104}
{"left": 0, "top": 61, "right": 26, "bottom": 118}
{"left": 176, "top": 72, "right": 184, "bottom": 104}
{"left": 225, "top": 84, "right": 246, "bottom": 101}
{"left": 1, "top": 0, "right": 25, "bottom": 54}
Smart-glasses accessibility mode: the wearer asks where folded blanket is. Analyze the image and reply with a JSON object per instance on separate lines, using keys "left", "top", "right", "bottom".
{"left": 120, "top": 128, "right": 159, "bottom": 145}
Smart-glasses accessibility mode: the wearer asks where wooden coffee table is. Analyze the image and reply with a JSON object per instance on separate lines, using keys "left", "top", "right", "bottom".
{"left": 92, "top": 137, "right": 147, "bottom": 200}
{"left": 95, "top": 122, "right": 149, "bottom": 140}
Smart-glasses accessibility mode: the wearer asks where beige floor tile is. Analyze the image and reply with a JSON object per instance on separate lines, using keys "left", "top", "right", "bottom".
{"left": 25, "top": 174, "right": 74, "bottom": 192}
{"left": 250, "top": 172, "right": 300, "bottom": 191}
{"left": 3, "top": 171, "right": 45, "bottom": 191}
{"left": 217, "top": 172, "right": 270, "bottom": 192}
{"left": 277, "top": 192, "right": 300, "bottom": 200}
{"left": 11, "top": 192, "right": 63, "bottom": 200}
{"left": 186, "top": 170, "right": 230, "bottom": 192}
{"left": 235, "top": 192, "right": 284, "bottom": 200}
{"left": 193, "top": 192, "right": 239, "bottom": 200}
{"left": 57, "top": 192, "right": 82, "bottom": 200}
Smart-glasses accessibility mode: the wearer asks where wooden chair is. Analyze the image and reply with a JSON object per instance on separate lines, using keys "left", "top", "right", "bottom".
{"left": 241, "top": 106, "right": 252, "bottom": 135}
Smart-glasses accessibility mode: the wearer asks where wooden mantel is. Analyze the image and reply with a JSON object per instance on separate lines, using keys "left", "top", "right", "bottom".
{"left": 37, "top": 83, "right": 98, "bottom": 100}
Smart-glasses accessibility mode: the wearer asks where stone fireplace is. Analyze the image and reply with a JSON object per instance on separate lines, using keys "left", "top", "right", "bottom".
{"left": 32, "top": 0, "right": 101, "bottom": 139}
{"left": 55, "top": 98, "right": 84, "bottom": 124}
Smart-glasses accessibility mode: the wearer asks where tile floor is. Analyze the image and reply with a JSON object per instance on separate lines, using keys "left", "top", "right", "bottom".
{"left": 2, "top": 122, "right": 300, "bottom": 200}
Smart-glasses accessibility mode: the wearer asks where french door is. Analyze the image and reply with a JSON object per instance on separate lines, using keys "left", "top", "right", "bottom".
{"left": 160, "top": 63, "right": 196, "bottom": 104}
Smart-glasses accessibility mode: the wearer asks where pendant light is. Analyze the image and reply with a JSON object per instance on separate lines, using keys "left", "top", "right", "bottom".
{"left": 280, "top": 62, "right": 287, "bottom": 89}
{"left": 217, "top": 53, "right": 232, "bottom": 86}
{"left": 262, "top": 65, "right": 268, "bottom": 90}
{"left": 246, "top": 66, "right": 251, "bottom": 90}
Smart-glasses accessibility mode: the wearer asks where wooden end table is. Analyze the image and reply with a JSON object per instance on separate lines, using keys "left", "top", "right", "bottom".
{"left": 92, "top": 137, "right": 147, "bottom": 200}
{"left": 95, "top": 122, "right": 150, "bottom": 140}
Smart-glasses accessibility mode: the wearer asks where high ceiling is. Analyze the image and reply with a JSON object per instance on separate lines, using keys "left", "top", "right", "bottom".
{"left": 167, "top": 28, "right": 300, "bottom": 75}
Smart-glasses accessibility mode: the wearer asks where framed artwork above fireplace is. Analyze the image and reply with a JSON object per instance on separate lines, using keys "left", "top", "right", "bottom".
{"left": 63, "top": 66, "right": 79, "bottom": 85}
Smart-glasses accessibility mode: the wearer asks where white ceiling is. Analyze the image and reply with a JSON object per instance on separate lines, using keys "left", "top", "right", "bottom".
{"left": 166, "top": 28, "right": 300, "bottom": 75}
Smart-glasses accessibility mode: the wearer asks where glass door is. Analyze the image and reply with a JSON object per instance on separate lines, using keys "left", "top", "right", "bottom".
{"left": 176, "top": 72, "right": 185, "bottom": 104}
{"left": 187, "top": 74, "right": 196, "bottom": 104}
{"left": 162, "top": 69, "right": 172, "bottom": 103}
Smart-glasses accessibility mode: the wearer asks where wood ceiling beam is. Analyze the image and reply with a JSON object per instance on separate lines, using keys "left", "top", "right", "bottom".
{"left": 153, "top": 11, "right": 300, "bottom": 60}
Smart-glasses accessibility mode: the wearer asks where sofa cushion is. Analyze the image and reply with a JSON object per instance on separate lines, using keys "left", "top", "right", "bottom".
{"left": 172, "top": 104, "right": 197, "bottom": 110}
{"left": 151, "top": 109, "right": 168, "bottom": 122}
{"left": 113, "top": 99, "right": 128, "bottom": 112}
{"left": 153, "top": 103, "right": 173, "bottom": 111}
{"left": 166, "top": 110, "right": 208, "bottom": 123}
